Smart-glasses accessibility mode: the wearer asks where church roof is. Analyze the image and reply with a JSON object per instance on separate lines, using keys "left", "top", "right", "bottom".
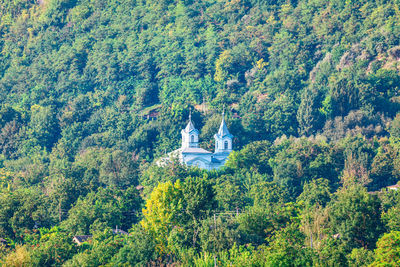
{"left": 211, "top": 157, "right": 222, "bottom": 163}
{"left": 182, "top": 147, "right": 212, "bottom": 154}
{"left": 186, "top": 156, "right": 213, "bottom": 164}
{"left": 217, "top": 114, "right": 232, "bottom": 137}
{"left": 183, "top": 112, "right": 198, "bottom": 134}
{"left": 184, "top": 120, "right": 196, "bottom": 133}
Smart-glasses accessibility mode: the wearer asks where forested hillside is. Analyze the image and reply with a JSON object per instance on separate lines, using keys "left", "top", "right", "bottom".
{"left": 1, "top": 0, "right": 400, "bottom": 265}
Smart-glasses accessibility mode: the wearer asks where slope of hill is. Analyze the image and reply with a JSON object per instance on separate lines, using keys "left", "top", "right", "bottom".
{"left": 1, "top": 0, "right": 400, "bottom": 266}
{"left": 0, "top": 0, "right": 399, "bottom": 161}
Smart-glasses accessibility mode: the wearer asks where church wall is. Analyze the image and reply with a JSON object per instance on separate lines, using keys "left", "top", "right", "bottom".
{"left": 182, "top": 130, "right": 199, "bottom": 148}
{"left": 188, "top": 160, "right": 209, "bottom": 170}
{"left": 182, "top": 153, "right": 212, "bottom": 164}
{"left": 215, "top": 137, "right": 232, "bottom": 153}
{"left": 177, "top": 114, "right": 233, "bottom": 170}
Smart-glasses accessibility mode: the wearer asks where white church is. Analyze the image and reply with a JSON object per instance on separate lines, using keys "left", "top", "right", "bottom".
{"left": 160, "top": 112, "right": 233, "bottom": 170}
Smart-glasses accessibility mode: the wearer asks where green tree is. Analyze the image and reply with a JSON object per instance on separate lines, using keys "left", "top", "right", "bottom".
{"left": 64, "top": 229, "right": 126, "bottom": 267}
{"left": 328, "top": 185, "right": 384, "bottom": 250}
{"left": 225, "top": 141, "right": 273, "bottom": 175}
{"left": 61, "top": 186, "right": 141, "bottom": 235}
{"left": 109, "top": 225, "right": 156, "bottom": 266}
{"left": 26, "top": 105, "right": 60, "bottom": 151}
{"left": 297, "top": 178, "right": 332, "bottom": 209}
{"left": 371, "top": 231, "right": 400, "bottom": 266}
{"left": 141, "top": 180, "right": 184, "bottom": 254}
{"left": 347, "top": 247, "right": 374, "bottom": 267}
{"left": 182, "top": 177, "right": 217, "bottom": 245}
{"left": 29, "top": 227, "right": 78, "bottom": 266}
{"left": 198, "top": 216, "right": 240, "bottom": 254}
{"left": 297, "top": 85, "right": 325, "bottom": 136}
{"left": 0, "top": 188, "right": 53, "bottom": 240}
{"left": 264, "top": 223, "right": 314, "bottom": 267}
{"left": 390, "top": 113, "right": 400, "bottom": 139}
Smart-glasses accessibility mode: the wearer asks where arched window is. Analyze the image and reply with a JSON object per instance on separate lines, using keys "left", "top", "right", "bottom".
{"left": 224, "top": 141, "right": 228, "bottom": 150}
{"left": 191, "top": 135, "right": 194, "bottom": 143}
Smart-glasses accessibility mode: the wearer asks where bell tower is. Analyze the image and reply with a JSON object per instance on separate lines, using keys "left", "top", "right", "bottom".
{"left": 181, "top": 111, "right": 199, "bottom": 149}
{"left": 214, "top": 111, "right": 233, "bottom": 153}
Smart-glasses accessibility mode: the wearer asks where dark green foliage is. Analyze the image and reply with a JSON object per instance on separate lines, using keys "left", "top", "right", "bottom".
{"left": 26, "top": 105, "right": 60, "bottom": 152}
{"left": 249, "top": 181, "right": 288, "bottom": 207}
{"left": 238, "top": 202, "right": 298, "bottom": 247}
{"left": 328, "top": 185, "right": 384, "bottom": 250}
{"left": 182, "top": 177, "right": 217, "bottom": 223}
{"left": 270, "top": 137, "right": 341, "bottom": 198}
{"left": 391, "top": 113, "right": 400, "bottom": 139}
{"left": 170, "top": 177, "right": 218, "bottom": 251}
{"left": 0, "top": 188, "right": 53, "bottom": 240}
{"left": 214, "top": 174, "right": 248, "bottom": 211}
{"left": 347, "top": 247, "right": 374, "bottom": 267}
{"left": 297, "top": 178, "right": 332, "bottom": 209}
{"left": 1, "top": 0, "right": 400, "bottom": 265}
{"left": 64, "top": 230, "right": 127, "bottom": 267}
{"left": 225, "top": 140, "right": 273, "bottom": 175}
{"left": 381, "top": 191, "right": 400, "bottom": 232}
{"left": 264, "top": 223, "right": 314, "bottom": 266}
{"left": 198, "top": 216, "right": 240, "bottom": 253}
{"left": 29, "top": 227, "right": 78, "bottom": 267}
{"left": 109, "top": 225, "right": 157, "bottom": 266}
{"left": 61, "top": 186, "right": 141, "bottom": 235}
{"left": 313, "top": 238, "right": 348, "bottom": 267}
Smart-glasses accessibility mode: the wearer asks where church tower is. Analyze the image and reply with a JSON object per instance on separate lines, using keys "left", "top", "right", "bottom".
{"left": 214, "top": 111, "right": 233, "bottom": 153}
{"left": 181, "top": 112, "right": 199, "bottom": 148}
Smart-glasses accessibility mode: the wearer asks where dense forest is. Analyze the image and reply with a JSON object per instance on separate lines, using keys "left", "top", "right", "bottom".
{"left": 1, "top": 0, "right": 400, "bottom": 265}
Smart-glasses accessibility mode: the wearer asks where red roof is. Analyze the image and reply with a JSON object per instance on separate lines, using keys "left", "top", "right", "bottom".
{"left": 387, "top": 184, "right": 400, "bottom": 190}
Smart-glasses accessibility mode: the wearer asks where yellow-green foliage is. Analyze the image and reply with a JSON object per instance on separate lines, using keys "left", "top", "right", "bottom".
{"left": 371, "top": 231, "right": 400, "bottom": 266}
{"left": 0, "top": 168, "right": 14, "bottom": 192}
{"left": 214, "top": 50, "right": 233, "bottom": 82}
{"left": 141, "top": 180, "right": 183, "bottom": 254}
{"left": 1, "top": 245, "right": 33, "bottom": 267}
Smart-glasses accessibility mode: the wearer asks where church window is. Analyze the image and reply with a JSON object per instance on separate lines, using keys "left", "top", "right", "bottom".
{"left": 224, "top": 141, "right": 228, "bottom": 150}
{"left": 191, "top": 135, "right": 194, "bottom": 142}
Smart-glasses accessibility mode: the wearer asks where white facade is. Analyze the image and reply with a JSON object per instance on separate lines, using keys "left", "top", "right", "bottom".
{"left": 181, "top": 114, "right": 200, "bottom": 148}
{"left": 160, "top": 112, "right": 234, "bottom": 170}
{"left": 214, "top": 114, "right": 233, "bottom": 154}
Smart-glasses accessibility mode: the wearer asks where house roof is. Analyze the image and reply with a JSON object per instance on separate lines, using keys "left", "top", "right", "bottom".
{"left": 73, "top": 235, "right": 92, "bottom": 244}
{"left": 387, "top": 184, "right": 400, "bottom": 190}
{"left": 136, "top": 185, "right": 144, "bottom": 191}
{"left": 182, "top": 147, "right": 212, "bottom": 154}
{"left": 112, "top": 229, "right": 128, "bottom": 235}
{"left": 332, "top": 233, "right": 341, "bottom": 239}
